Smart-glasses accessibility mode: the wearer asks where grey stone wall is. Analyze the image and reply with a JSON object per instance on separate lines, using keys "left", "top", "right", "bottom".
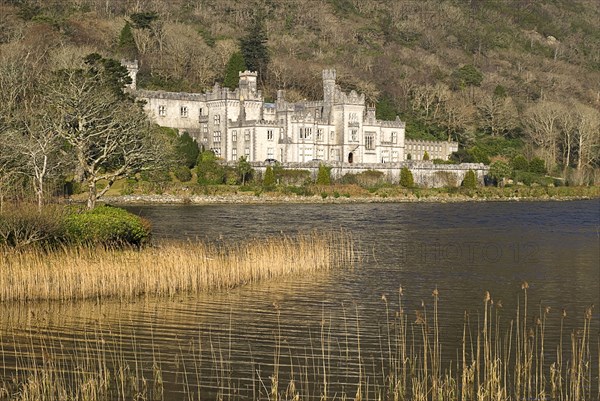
{"left": 236, "top": 161, "right": 489, "bottom": 187}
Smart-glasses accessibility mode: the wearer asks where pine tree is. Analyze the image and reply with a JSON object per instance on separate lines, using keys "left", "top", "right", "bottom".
{"left": 316, "top": 164, "right": 331, "bottom": 185}
{"left": 240, "top": 19, "right": 269, "bottom": 82}
{"left": 263, "top": 165, "right": 275, "bottom": 188}
{"left": 223, "top": 52, "right": 247, "bottom": 89}
{"left": 118, "top": 22, "right": 137, "bottom": 59}
{"left": 400, "top": 167, "right": 414, "bottom": 188}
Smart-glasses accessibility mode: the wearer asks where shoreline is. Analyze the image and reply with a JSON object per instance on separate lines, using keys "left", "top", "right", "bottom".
{"left": 100, "top": 192, "right": 599, "bottom": 206}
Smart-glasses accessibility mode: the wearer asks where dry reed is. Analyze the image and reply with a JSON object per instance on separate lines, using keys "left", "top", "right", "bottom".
{"left": 0, "top": 230, "right": 355, "bottom": 302}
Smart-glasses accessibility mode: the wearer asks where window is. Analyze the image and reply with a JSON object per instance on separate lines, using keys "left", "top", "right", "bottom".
{"left": 392, "top": 151, "right": 399, "bottom": 162}
{"left": 180, "top": 106, "right": 188, "bottom": 118}
{"left": 382, "top": 150, "right": 390, "bottom": 163}
{"left": 330, "top": 131, "right": 335, "bottom": 140}
{"left": 365, "top": 133, "right": 375, "bottom": 150}
{"left": 199, "top": 107, "right": 203, "bottom": 116}
{"left": 213, "top": 131, "right": 221, "bottom": 143}
{"left": 158, "top": 105, "right": 166, "bottom": 117}
{"left": 267, "top": 147, "right": 274, "bottom": 159}
{"left": 316, "top": 148, "right": 324, "bottom": 159}
{"left": 244, "top": 147, "right": 250, "bottom": 157}
{"left": 299, "top": 127, "right": 312, "bottom": 139}
{"left": 316, "top": 129, "right": 324, "bottom": 141}
{"left": 232, "top": 148, "right": 237, "bottom": 161}
{"left": 203, "top": 125, "right": 208, "bottom": 134}
{"left": 212, "top": 147, "right": 221, "bottom": 157}
{"left": 350, "top": 129, "right": 358, "bottom": 142}
{"left": 349, "top": 112, "right": 358, "bottom": 122}
{"left": 267, "top": 130, "right": 274, "bottom": 141}
{"left": 214, "top": 114, "right": 220, "bottom": 125}
{"left": 391, "top": 132, "right": 397, "bottom": 143}
{"left": 232, "top": 130, "right": 237, "bottom": 142}
{"left": 330, "top": 149, "right": 339, "bottom": 161}
{"left": 244, "top": 129, "right": 251, "bottom": 141}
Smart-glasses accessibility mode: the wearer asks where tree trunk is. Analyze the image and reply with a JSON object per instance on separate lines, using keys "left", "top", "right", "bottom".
{"left": 87, "top": 182, "right": 97, "bottom": 209}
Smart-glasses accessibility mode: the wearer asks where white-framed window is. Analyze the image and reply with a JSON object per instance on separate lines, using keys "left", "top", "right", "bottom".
{"left": 267, "top": 130, "right": 274, "bottom": 141}
{"left": 244, "top": 129, "right": 251, "bottom": 141}
{"left": 392, "top": 151, "right": 399, "bottom": 162}
{"left": 267, "top": 147, "right": 274, "bottom": 159}
{"left": 330, "top": 148, "right": 339, "bottom": 161}
{"left": 382, "top": 150, "right": 390, "bottom": 163}
{"left": 214, "top": 114, "right": 220, "bottom": 125}
{"left": 365, "top": 133, "right": 375, "bottom": 150}
{"left": 212, "top": 147, "right": 221, "bottom": 156}
{"left": 316, "top": 128, "right": 324, "bottom": 141}
{"left": 232, "top": 148, "right": 237, "bottom": 161}
{"left": 350, "top": 129, "right": 358, "bottom": 142}
{"left": 299, "top": 127, "right": 312, "bottom": 140}
{"left": 158, "top": 105, "right": 166, "bottom": 117}
{"left": 316, "top": 148, "right": 324, "bottom": 159}
{"left": 244, "top": 147, "right": 250, "bottom": 157}
{"left": 349, "top": 112, "right": 358, "bottom": 122}
{"left": 203, "top": 125, "right": 208, "bottom": 134}
{"left": 213, "top": 131, "right": 221, "bottom": 143}
{"left": 180, "top": 106, "right": 188, "bottom": 117}
{"left": 391, "top": 132, "right": 397, "bottom": 143}
{"left": 232, "top": 130, "right": 237, "bottom": 142}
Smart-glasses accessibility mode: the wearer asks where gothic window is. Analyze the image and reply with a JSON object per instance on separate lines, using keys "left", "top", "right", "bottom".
{"left": 214, "top": 114, "right": 220, "bottom": 125}
{"left": 244, "top": 129, "right": 251, "bottom": 141}
{"left": 213, "top": 131, "right": 221, "bottom": 142}
{"left": 382, "top": 150, "right": 390, "bottom": 163}
{"left": 350, "top": 129, "right": 358, "bottom": 142}
{"left": 299, "top": 127, "right": 312, "bottom": 140}
{"left": 158, "top": 105, "right": 166, "bottom": 117}
{"left": 392, "top": 151, "right": 399, "bottom": 162}
{"left": 316, "top": 129, "right": 324, "bottom": 141}
{"left": 244, "top": 147, "right": 250, "bottom": 157}
{"left": 267, "top": 130, "right": 274, "bottom": 140}
{"left": 391, "top": 132, "right": 397, "bottom": 143}
{"left": 349, "top": 112, "right": 358, "bottom": 122}
{"left": 365, "top": 133, "right": 375, "bottom": 150}
{"left": 267, "top": 147, "right": 274, "bottom": 159}
{"left": 180, "top": 106, "right": 188, "bottom": 117}
{"left": 232, "top": 130, "right": 237, "bottom": 142}
{"left": 232, "top": 148, "right": 237, "bottom": 161}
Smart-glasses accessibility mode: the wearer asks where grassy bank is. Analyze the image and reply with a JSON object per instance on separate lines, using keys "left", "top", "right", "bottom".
{"left": 0, "top": 231, "right": 354, "bottom": 302}
{"left": 1, "top": 285, "right": 596, "bottom": 400}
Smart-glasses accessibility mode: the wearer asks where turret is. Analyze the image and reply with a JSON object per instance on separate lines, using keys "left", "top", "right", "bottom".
{"left": 322, "top": 69, "right": 336, "bottom": 103}
{"left": 121, "top": 59, "right": 138, "bottom": 90}
{"left": 238, "top": 70, "right": 258, "bottom": 98}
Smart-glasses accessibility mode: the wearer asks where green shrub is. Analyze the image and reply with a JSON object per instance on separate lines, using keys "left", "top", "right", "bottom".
{"left": 316, "top": 164, "right": 332, "bottom": 185}
{"left": 196, "top": 150, "right": 225, "bottom": 185}
{"left": 63, "top": 206, "right": 151, "bottom": 247}
{"left": 263, "top": 165, "right": 275, "bottom": 188}
{"left": 173, "top": 166, "right": 192, "bottom": 182}
{"left": 400, "top": 167, "right": 415, "bottom": 188}
{"left": 174, "top": 132, "right": 200, "bottom": 169}
{"left": 529, "top": 157, "right": 547, "bottom": 174}
{"left": 510, "top": 154, "right": 529, "bottom": 171}
{"left": 462, "top": 169, "right": 478, "bottom": 189}
{"left": 277, "top": 169, "right": 310, "bottom": 186}
{"left": 355, "top": 170, "right": 385, "bottom": 187}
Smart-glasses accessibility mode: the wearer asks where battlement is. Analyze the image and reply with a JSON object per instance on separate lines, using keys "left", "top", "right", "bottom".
{"left": 322, "top": 69, "right": 337, "bottom": 82}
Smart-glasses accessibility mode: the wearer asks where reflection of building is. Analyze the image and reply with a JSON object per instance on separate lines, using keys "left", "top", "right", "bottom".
{"left": 124, "top": 61, "right": 457, "bottom": 163}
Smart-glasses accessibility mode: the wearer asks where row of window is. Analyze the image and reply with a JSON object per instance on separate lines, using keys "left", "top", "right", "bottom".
{"left": 157, "top": 105, "right": 214, "bottom": 120}
{"left": 407, "top": 144, "right": 443, "bottom": 152}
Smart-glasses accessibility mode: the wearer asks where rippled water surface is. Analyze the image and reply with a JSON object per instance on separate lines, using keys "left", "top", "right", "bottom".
{"left": 1, "top": 200, "right": 599, "bottom": 399}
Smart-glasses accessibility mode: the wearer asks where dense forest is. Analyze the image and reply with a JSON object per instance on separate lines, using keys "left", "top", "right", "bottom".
{"left": 0, "top": 0, "right": 599, "bottom": 187}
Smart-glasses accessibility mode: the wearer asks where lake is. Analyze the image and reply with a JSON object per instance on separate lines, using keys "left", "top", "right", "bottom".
{"left": 1, "top": 200, "right": 598, "bottom": 400}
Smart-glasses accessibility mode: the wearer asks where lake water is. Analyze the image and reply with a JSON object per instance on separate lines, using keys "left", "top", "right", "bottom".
{"left": 1, "top": 200, "right": 598, "bottom": 400}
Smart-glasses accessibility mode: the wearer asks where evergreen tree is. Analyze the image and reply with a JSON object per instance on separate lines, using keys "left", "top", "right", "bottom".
{"left": 118, "top": 22, "right": 137, "bottom": 59}
{"left": 196, "top": 150, "right": 225, "bottom": 185}
{"left": 375, "top": 94, "right": 397, "bottom": 121}
{"left": 423, "top": 151, "right": 430, "bottom": 161}
{"left": 224, "top": 52, "right": 247, "bottom": 89}
{"left": 489, "top": 161, "right": 512, "bottom": 186}
{"left": 240, "top": 19, "right": 269, "bottom": 82}
{"left": 174, "top": 132, "right": 200, "bottom": 169}
{"left": 462, "top": 169, "right": 477, "bottom": 189}
{"left": 316, "top": 164, "right": 332, "bottom": 185}
{"left": 399, "top": 167, "right": 414, "bottom": 188}
{"left": 263, "top": 165, "right": 275, "bottom": 188}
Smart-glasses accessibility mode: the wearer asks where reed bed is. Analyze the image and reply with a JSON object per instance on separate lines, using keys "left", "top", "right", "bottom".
{"left": 0, "top": 230, "right": 355, "bottom": 302}
{"left": 0, "top": 284, "right": 597, "bottom": 401}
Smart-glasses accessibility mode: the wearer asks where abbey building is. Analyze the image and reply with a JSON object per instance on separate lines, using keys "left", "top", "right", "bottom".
{"left": 124, "top": 61, "right": 457, "bottom": 164}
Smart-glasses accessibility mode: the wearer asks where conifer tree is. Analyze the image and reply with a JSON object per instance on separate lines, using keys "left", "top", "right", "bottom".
{"left": 400, "top": 167, "right": 414, "bottom": 188}
{"left": 224, "top": 52, "right": 247, "bottom": 89}
{"left": 118, "top": 22, "right": 137, "bottom": 59}
{"left": 240, "top": 19, "right": 269, "bottom": 82}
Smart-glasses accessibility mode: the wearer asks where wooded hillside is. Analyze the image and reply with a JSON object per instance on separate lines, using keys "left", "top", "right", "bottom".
{"left": 1, "top": 0, "right": 599, "bottom": 183}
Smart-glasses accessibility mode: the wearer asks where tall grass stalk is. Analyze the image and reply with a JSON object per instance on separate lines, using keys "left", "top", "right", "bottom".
{"left": 0, "top": 231, "right": 354, "bottom": 302}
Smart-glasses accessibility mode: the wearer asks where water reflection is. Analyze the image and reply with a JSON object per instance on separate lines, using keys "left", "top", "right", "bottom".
{"left": 1, "top": 200, "right": 598, "bottom": 399}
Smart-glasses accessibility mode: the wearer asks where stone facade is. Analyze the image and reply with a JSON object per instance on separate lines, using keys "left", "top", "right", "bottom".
{"left": 124, "top": 61, "right": 457, "bottom": 164}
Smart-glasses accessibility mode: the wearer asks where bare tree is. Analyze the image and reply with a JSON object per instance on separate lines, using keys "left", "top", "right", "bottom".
{"left": 46, "top": 60, "right": 164, "bottom": 209}
{"left": 477, "top": 94, "right": 518, "bottom": 137}
{"left": 525, "top": 101, "right": 563, "bottom": 173}
{"left": 574, "top": 104, "right": 600, "bottom": 177}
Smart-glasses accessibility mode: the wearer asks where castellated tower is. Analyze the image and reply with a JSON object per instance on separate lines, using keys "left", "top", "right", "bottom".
{"left": 238, "top": 70, "right": 258, "bottom": 98}
{"left": 121, "top": 59, "right": 138, "bottom": 90}
{"left": 322, "top": 69, "right": 336, "bottom": 103}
